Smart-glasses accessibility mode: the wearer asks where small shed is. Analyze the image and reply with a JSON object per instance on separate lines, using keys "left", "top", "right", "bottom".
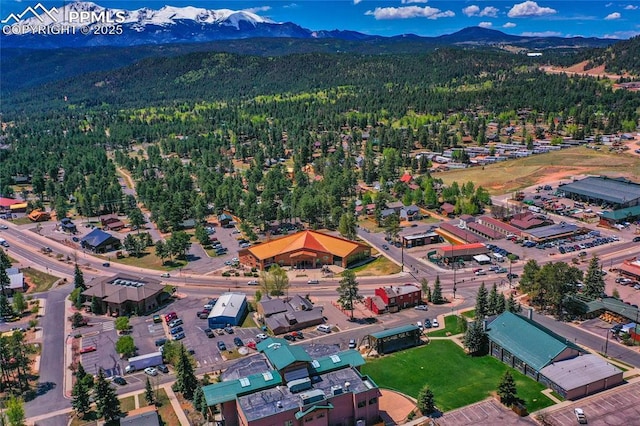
{"left": 207, "top": 293, "right": 248, "bottom": 328}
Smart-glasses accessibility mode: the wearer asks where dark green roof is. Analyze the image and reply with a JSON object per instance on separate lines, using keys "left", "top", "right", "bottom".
{"left": 310, "top": 350, "right": 365, "bottom": 374}
{"left": 574, "top": 296, "right": 640, "bottom": 322}
{"left": 202, "top": 370, "right": 282, "bottom": 406}
{"left": 600, "top": 205, "right": 640, "bottom": 221}
{"left": 257, "top": 338, "right": 312, "bottom": 370}
{"left": 295, "top": 403, "right": 334, "bottom": 420}
{"left": 369, "top": 324, "right": 420, "bottom": 339}
{"left": 487, "top": 312, "right": 582, "bottom": 371}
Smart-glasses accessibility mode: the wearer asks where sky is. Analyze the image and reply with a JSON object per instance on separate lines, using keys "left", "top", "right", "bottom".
{"left": 1, "top": 0, "right": 639, "bottom": 39}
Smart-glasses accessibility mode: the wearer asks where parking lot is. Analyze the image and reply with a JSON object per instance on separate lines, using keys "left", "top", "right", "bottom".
{"left": 541, "top": 380, "right": 640, "bottom": 426}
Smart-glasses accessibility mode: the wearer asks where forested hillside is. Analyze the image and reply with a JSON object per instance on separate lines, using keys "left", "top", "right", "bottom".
{"left": 0, "top": 46, "right": 638, "bottom": 236}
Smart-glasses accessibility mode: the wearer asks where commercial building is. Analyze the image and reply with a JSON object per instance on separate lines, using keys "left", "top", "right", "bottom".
{"left": 257, "top": 295, "right": 324, "bottom": 335}
{"left": 365, "top": 324, "right": 422, "bottom": 354}
{"left": 487, "top": 312, "right": 623, "bottom": 399}
{"left": 101, "top": 214, "right": 126, "bottom": 231}
{"left": 81, "top": 275, "right": 168, "bottom": 316}
{"left": 476, "top": 216, "right": 523, "bottom": 238}
{"left": 522, "top": 223, "right": 580, "bottom": 243}
{"left": 437, "top": 222, "right": 483, "bottom": 244}
{"left": 202, "top": 339, "right": 380, "bottom": 425}
{"left": 365, "top": 284, "right": 421, "bottom": 314}
{"left": 239, "top": 230, "right": 370, "bottom": 270}
{"left": 208, "top": 292, "right": 248, "bottom": 329}
{"left": 80, "top": 228, "right": 121, "bottom": 253}
{"left": 559, "top": 176, "right": 640, "bottom": 209}
{"left": 6, "top": 268, "right": 25, "bottom": 295}
{"left": 436, "top": 243, "right": 489, "bottom": 261}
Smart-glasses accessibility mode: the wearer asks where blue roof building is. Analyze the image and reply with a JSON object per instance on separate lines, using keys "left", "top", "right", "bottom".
{"left": 80, "top": 228, "right": 121, "bottom": 253}
{"left": 207, "top": 293, "right": 248, "bottom": 328}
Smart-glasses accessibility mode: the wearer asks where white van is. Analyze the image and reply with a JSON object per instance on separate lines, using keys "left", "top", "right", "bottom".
{"left": 316, "top": 325, "right": 332, "bottom": 333}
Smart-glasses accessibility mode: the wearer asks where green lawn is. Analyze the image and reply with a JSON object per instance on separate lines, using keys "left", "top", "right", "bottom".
{"left": 347, "top": 256, "right": 401, "bottom": 276}
{"left": 361, "top": 340, "right": 554, "bottom": 413}
{"left": 461, "top": 310, "right": 476, "bottom": 319}
{"left": 427, "top": 315, "right": 467, "bottom": 337}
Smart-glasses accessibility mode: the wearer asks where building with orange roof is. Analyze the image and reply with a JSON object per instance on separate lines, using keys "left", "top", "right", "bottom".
{"left": 239, "top": 230, "right": 370, "bottom": 270}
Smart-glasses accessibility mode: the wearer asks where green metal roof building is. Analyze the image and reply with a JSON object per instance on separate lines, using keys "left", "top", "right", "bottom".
{"left": 487, "top": 312, "right": 583, "bottom": 378}
{"left": 367, "top": 324, "right": 422, "bottom": 354}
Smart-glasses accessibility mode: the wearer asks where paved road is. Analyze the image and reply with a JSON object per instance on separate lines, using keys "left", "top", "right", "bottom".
{"left": 532, "top": 311, "right": 640, "bottom": 367}
{"left": 25, "top": 285, "right": 72, "bottom": 418}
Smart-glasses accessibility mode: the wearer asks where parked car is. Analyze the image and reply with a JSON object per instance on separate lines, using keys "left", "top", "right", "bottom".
{"left": 144, "top": 367, "right": 158, "bottom": 376}
{"left": 197, "top": 310, "right": 210, "bottom": 319}
{"left": 432, "top": 318, "right": 440, "bottom": 328}
{"left": 416, "top": 321, "right": 423, "bottom": 330}
{"left": 348, "top": 339, "right": 357, "bottom": 349}
{"left": 160, "top": 272, "right": 170, "bottom": 278}
{"left": 283, "top": 334, "right": 295, "bottom": 341}
{"left": 574, "top": 408, "right": 587, "bottom": 424}
{"left": 506, "top": 273, "right": 519, "bottom": 280}
{"left": 168, "top": 318, "right": 183, "bottom": 328}
{"left": 247, "top": 280, "right": 259, "bottom": 286}
{"left": 102, "top": 262, "right": 110, "bottom": 267}
{"left": 234, "top": 337, "right": 244, "bottom": 346}
{"left": 382, "top": 244, "right": 389, "bottom": 250}
{"left": 633, "top": 236, "right": 640, "bottom": 243}
{"left": 112, "top": 376, "right": 127, "bottom": 386}
{"left": 291, "top": 331, "right": 304, "bottom": 339}
{"left": 156, "top": 364, "right": 169, "bottom": 374}
{"left": 164, "top": 312, "right": 177, "bottom": 322}
{"left": 152, "top": 314, "right": 162, "bottom": 323}
{"left": 224, "top": 326, "right": 234, "bottom": 334}
{"left": 414, "top": 304, "right": 428, "bottom": 311}
{"left": 172, "top": 332, "right": 186, "bottom": 341}
{"left": 217, "top": 341, "right": 227, "bottom": 351}
{"left": 256, "top": 333, "right": 268, "bottom": 340}
{"left": 317, "top": 324, "right": 332, "bottom": 333}
{"left": 424, "top": 319, "right": 432, "bottom": 328}
{"left": 204, "top": 328, "right": 215, "bottom": 338}
{"left": 170, "top": 326, "right": 184, "bottom": 335}
{"left": 155, "top": 338, "right": 167, "bottom": 347}
{"left": 79, "top": 346, "right": 96, "bottom": 354}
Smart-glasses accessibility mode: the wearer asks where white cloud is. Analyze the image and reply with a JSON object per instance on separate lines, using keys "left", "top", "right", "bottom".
{"left": 243, "top": 6, "right": 271, "bottom": 14}
{"left": 401, "top": 0, "right": 430, "bottom": 3}
{"left": 603, "top": 30, "right": 640, "bottom": 39}
{"left": 521, "top": 30, "right": 562, "bottom": 37}
{"left": 365, "top": 6, "right": 455, "bottom": 20}
{"left": 605, "top": 12, "right": 621, "bottom": 20}
{"left": 478, "top": 21, "right": 493, "bottom": 28}
{"left": 462, "top": 5, "right": 499, "bottom": 18}
{"left": 503, "top": 22, "right": 516, "bottom": 28}
{"left": 508, "top": 1, "right": 557, "bottom": 18}
{"left": 462, "top": 5, "right": 480, "bottom": 16}
{"left": 624, "top": 5, "right": 638, "bottom": 10}
{"left": 283, "top": 3, "right": 298, "bottom": 8}
{"left": 353, "top": 0, "right": 363, "bottom": 5}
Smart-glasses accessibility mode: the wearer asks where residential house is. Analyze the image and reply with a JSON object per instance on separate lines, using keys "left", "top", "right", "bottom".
{"left": 400, "top": 205, "right": 421, "bottom": 222}
{"left": 80, "top": 228, "right": 121, "bottom": 253}
{"left": 81, "top": 275, "right": 168, "bottom": 316}
{"left": 257, "top": 295, "right": 324, "bottom": 335}
{"left": 366, "top": 283, "right": 421, "bottom": 314}
{"left": 100, "top": 214, "right": 126, "bottom": 231}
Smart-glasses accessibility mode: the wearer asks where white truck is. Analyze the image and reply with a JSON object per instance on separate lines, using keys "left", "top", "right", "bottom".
{"left": 124, "top": 351, "right": 163, "bottom": 374}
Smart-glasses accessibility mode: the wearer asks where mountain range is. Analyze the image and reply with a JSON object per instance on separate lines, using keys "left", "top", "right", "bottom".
{"left": 1, "top": 1, "right": 615, "bottom": 50}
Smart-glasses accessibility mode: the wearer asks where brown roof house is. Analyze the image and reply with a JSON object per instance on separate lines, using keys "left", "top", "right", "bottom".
{"left": 82, "top": 275, "right": 169, "bottom": 316}
{"left": 101, "top": 214, "right": 126, "bottom": 231}
{"left": 257, "top": 295, "right": 324, "bottom": 335}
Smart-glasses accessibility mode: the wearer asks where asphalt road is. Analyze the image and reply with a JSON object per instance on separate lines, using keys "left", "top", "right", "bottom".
{"left": 24, "top": 285, "right": 71, "bottom": 418}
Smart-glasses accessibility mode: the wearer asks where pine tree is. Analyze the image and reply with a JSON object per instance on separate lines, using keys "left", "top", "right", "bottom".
{"left": 506, "top": 292, "right": 521, "bottom": 313}
{"left": 420, "top": 278, "right": 430, "bottom": 302}
{"left": 174, "top": 345, "right": 198, "bottom": 400}
{"left": 431, "top": 275, "right": 445, "bottom": 304}
{"left": 496, "top": 293, "right": 506, "bottom": 315}
{"left": 71, "top": 379, "right": 91, "bottom": 418}
{"left": 74, "top": 263, "right": 86, "bottom": 290}
{"left": 488, "top": 283, "right": 499, "bottom": 315}
{"left": 0, "top": 248, "right": 11, "bottom": 269}
{"left": 497, "top": 371, "right": 521, "bottom": 407}
{"left": 583, "top": 255, "right": 605, "bottom": 300}
{"left": 193, "top": 386, "right": 208, "bottom": 415}
{"left": 336, "top": 270, "right": 363, "bottom": 319}
{"left": 463, "top": 320, "right": 488, "bottom": 356}
{"left": 145, "top": 377, "right": 155, "bottom": 406}
{"left": 5, "top": 396, "right": 25, "bottom": 426}
{"left": 94, "top": 370, "right": 121, "bottom": 422}
{"left": 91, "top": 296, "right": 103, "bottom": 315}
{"left": 475, "top": 282, "right": 488, "bottom": 319}
{"left": 417, "top": 385, "right": 436, "bottom": 415}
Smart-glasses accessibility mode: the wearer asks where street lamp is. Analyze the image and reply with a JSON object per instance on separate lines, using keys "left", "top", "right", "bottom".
{"left": 451, "top": 242, "right": 457, "bottom": 299}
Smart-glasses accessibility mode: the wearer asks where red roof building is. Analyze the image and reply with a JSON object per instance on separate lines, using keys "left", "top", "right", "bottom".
{"left": 366, "top": 283, "right": 421, "bottom": 314}
{"left": 0, "top": 197, "right": 20, "bottom": 209}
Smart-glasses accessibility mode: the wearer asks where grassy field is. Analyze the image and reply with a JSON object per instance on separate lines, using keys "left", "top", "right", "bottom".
{"left": 155, "top": 388, "right": 180, "bottom": 426}
{"left": 438, "top": 146, "right": 640, "bottom": 194}
{"left": 114, "top": 251, "right": 186, "bottom": 271}
{"left": 120, "top": 395, "right": 136, "bottom": 413}
{"left": 461, "top": 309, "right": 476, "bottom": 319}
{"left": 361, "top": 340, "right": 554, "bottom": 413}
{"left": 22, "top": 267, "right": 60, "bottom": 293}
{"left": 348, "top": 256, "right": 401, "bottom": 277}
{"left": 427, "top": 315, "right": 467, "bottom": 337}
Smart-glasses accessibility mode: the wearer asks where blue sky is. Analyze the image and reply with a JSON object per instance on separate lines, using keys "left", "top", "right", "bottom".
{"left": 2, "top": 0, "right": 639, "bottom": 39}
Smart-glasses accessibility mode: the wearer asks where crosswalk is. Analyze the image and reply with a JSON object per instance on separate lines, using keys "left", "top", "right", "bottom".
{"left": 102, "top": 322, "right": 114, "bottom": 331}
